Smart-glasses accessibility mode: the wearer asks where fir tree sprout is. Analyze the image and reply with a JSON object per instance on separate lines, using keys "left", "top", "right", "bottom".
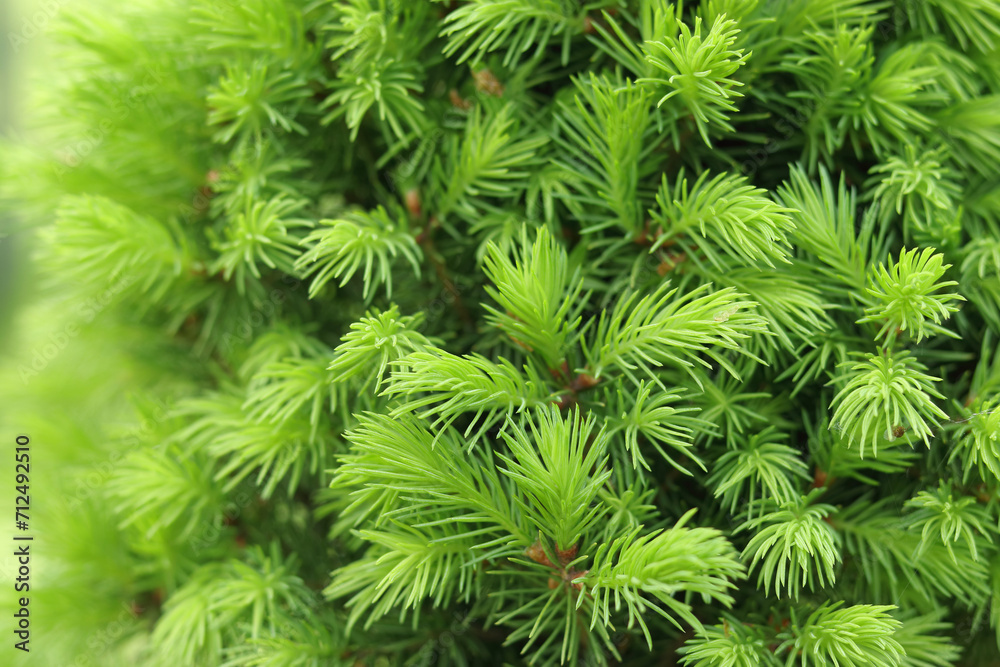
{"left": 858, "top": 247, "right": 964, "bottom": 345}
{"left": 328, "top": 305, "right": 436, "bottom": 391}
{"left": 829, "top": 351, "right": 949, "bottom": 457}
{"left": 438, "top": 0, "right": 590, "bottom": 67}
{"left": 679, "top": 617, "right": 778, "bottom": 667}
{"left": 776, "top": 603, "right": 904, "bottom": 667}
{"left": 580, "top": 509, "right": 745, "bottom": 646}
{"left": 650, "top": 169, "right": 796, "bottom": 269}
{"left": 582, "top": 281, "right": 768, "bottom": 387}
{"left": 604, "top": 381, "right": 707, "bottom": 473}
{"left": 738, "top": 494, "right": 840, "bottom": 599}
{"left": 640, "top": 13, "right": 750, "bottom": 145}
{"left": 210, "top": 196, "right": 313, "bottom": 294}
{"left": 951, "top": 398, "right": 1000, "bottom": 482}
{"left": 904, "top": 482, "right": 996, "bottom": 563}
{"left": 295, "top": 205, "right": 422, "bottom": 299}
{"left": 707, "top": 426, "right": 810, "bottom": 515}
{"left": 483, "top": 225, "right": 585, "bottom": 370}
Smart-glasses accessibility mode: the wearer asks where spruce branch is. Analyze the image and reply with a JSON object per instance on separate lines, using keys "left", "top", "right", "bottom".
{"left": 333, "top": 412, "right": 527, "bottom": 544}
{"left": 483, "top": 225, "right": 585, "bottom": 370}
{"left": 857, "top": 247, "right": 964, "bottom": 346}
{"left": 776, "top": 602, "right": 904, "bottom": 667}
{"left": 432, "top": 103, "right": 548, "bottom": 225}
{"left": 776, "top": 165, "right": 883, "bottom": 295}
{"left": 384, "top": 350, "right": 553, "bottom": 443}
{"left": 438, "top": 0, "right": 588, "bottom": 67}
{"left": 322, "top": 58, "right": 427, "bottom": 143}
{"left": 603, "top": 381, "right": 708, "bottom": 474}
{"left": 950, "top": 398, "right": 1000, "bottom": 483}
{"left": 328, "top": 304, "right": 436, "bottom": 392}
{"left": 324, "top": 521, "right": 479, "bottom": 631}
{"left": 707, "top": 426, "right": 810, "bottom": 516}
{"left": 860, "top": 43, "right": 944, "bottom": 157}
{"left": 41, "top": 194, "right": 188, "bottom": 301}
{"left": 579, "top": 509, "right": 745, "bottom": 647}
{"left": 649, "top": 170, "right": 796, "bottom": 270}
{"left": 294, "top": 205, "right": 422, "bottom": 299}
{"left": 738, "top": 494, "right": 840, "bottom": 600}
{"left": 904, "top": 481, "right": 996, "bottom": 563}
{"left": 207, "top": 64, "right": 311, "bottom": 145}
{"left": 866, "top": 145, "right": 961, "bottom": 245}
{"left": 834, "top": 498, "right": 992, "bottom": 604}
{"left": 640, "top": 14, "right": 750, "bottom": 146}
{"left": 108, "top": 445, "right": 224, "bottom": 540}
{"left": 210, "top": 196, "right": 313, "bottom": 294}
{"left": 581, "top": 281, "right": 769, "bottom": 388}
{"left": 679, "top": 616, "right": 780, "bottom": 667}
{"left": 552, "top": 74, "right": 658, "bottom": 237}
{"left": 901, "top": 0, "right": 1000, "bottom": 53}
{"left": 829, "top": 351, "right": 949, "bottom": 457}
{"left": 153, "top": 545, "right": 313, "bottom": 665}
{"left": 174, "top": 389, "right": 331, "bottom": 498}
{"left": 496, "top": 406, "right": 610, "bottom": 551}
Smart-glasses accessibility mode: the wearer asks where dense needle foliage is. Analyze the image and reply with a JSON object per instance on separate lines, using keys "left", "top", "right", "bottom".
{"left": 3, "top": 0, "right": 1000, "bottom": 665}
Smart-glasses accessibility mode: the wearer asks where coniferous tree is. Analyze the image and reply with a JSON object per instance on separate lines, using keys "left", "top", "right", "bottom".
{"left": 3, "top": 0, "right": 1000, "bottom": 665}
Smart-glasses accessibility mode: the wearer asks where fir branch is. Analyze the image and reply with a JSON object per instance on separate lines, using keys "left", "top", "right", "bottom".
{"left": 384, "top": 350, "right": 553, "bottom": 443}
{"left": 829, "top": 351, "right": 949, "bottom": 458}
{"left": 551, "top": 75, "right": 659, "bottom": 237}
{"left": 603, "top": 381, "right": 708, "bottom": 474}
{"left": 903, "top": 482, "right": 996, "bottom": 563}
{"left": 857, "top": 247, "right": 964, "bottom": 346}
{"left": 738, "top": 494, "right": 840, "bottom": 599}
{"left": 207, "top": 64, "right": 311, "bottom": 145}
{"left": 639, "top": 14, "right": 750, "bottom": 146}
{"left": 776, "top": 602, "right": 904, "bottom": 667}
{"left": 328, "top": 304, "right": 436, "bottom": 392}
{"left": 482, "top": 225, "right": 585, "bottom": 370}
{"left": 707, "top": 426, "right": 810, "bottom": 516}
{"left": 324, "top": 522, "right": 479, "bottom": 631}
{"left": 496, "top": 406, "right": 610, "bottom": 550}
{"left": 294, "top": 205, "right": 422, "bottom": 299}
{"left": 679, "top": 616, "right": 780, "bottom": 667}
{"left": 579, "top": 509, "right": 745, "bottom": 647}
{"left": 582, "top": 281, "right": 769, "bottom": 388}
{"left": 649, "top": 170, "right": 796, "bottom": 270}
{"left": 432, "top": 104, "right": 548, "bottom": 225}
{"left": 438, "top": 0, "right": 588, "bottom": 67}
{"left": 210, "top": 196, "right": 313, "bottom": 294}
{"left": 41, "top": 194, "right": 188, "bottom": 301}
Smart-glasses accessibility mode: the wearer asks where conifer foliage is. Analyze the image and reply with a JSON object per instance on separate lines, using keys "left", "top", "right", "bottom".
{"left": 6, "top": 0, "right": 1000, "bottom": 665}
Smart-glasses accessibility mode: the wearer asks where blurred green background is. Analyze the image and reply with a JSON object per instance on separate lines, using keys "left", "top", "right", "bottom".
{"left": 1, "top": 2, "right": 160, "bottom": 665}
